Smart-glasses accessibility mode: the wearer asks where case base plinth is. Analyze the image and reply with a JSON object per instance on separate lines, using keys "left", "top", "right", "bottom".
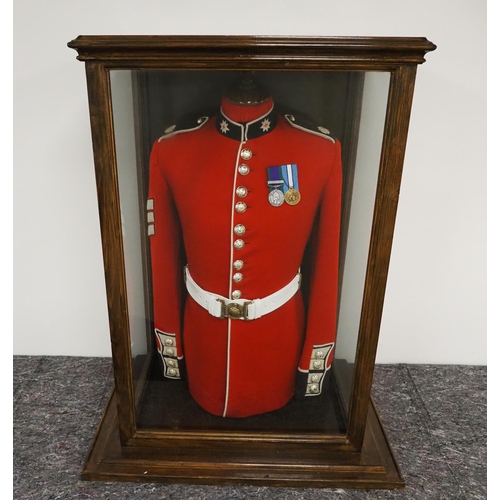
{"left": 81, "top": 392, "right": 404, "bottom": 489}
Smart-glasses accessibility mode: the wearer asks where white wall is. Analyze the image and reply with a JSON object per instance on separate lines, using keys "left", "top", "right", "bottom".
{"left": 13, "top": 0, "right": 486, "bottom": 364}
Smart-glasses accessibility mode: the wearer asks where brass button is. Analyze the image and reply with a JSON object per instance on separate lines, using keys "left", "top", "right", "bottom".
{"left": 233, "top": 260, "right": 244, "bottom": 270}
{"left": 315, "top": 350, "right": 325, "bottom": 359}
{"left": 313, "top": 360, "right": 322, "bottom": 369}
{"left": 234, "top": 239, "right": 245, "bottom": 250}
{"left": 238, "top": 164, "right": 250, "bottom": 175}
{"left": 165, "top": 338, "right": 173, "bottom": 346}
{"left": 232, "top": 290, "right": 241, "bottom": 299}
{"left": 310, "top": 384, "right": 319, "bottom": 393}
{"left": 235, "top": 202, "right": 247, "bottom": 213}
{"left": 241, "top": 148, "right": 252, "bottom": 160}
{"left": 236, "top": 186, "right": 248, "bottom": 198}
{"left": 311, "top": 374, "right": 320, "bottom": 383}
{"left": 234, "top": 224, "right": 246, "bottom": 236}
{"left": 233, "top": 272, "right": 243, "bottom": 283}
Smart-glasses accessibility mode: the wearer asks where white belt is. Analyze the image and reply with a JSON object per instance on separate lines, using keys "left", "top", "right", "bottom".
{"left": 184, "top": 266, "right": 301, "bottom": 321}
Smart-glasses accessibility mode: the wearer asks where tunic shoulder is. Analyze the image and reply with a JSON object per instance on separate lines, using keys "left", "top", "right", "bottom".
{"left": 279, "top": 108, "right": 336, "bottom": 144}
{"left": 158, "top": 113, "right": 211, "bottom": 142}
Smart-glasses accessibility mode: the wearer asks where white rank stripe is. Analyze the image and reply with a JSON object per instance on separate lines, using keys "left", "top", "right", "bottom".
{"left": 287, "top": 164, "right": 294, "bottom": 189}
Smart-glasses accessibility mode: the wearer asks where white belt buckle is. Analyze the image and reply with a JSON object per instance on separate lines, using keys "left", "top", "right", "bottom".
{"left": 217, "top": 299, "right": 253, "bottom": 321}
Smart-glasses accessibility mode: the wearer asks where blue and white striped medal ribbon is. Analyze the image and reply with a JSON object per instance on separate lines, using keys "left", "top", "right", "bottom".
{"left": 281, "top": 164, "right": 301, "bottom": 206}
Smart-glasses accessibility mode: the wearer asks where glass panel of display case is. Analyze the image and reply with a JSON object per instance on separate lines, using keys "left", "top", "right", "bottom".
{"left": 333, "top": 72, "right": 391, "bottom": 413}
{"left": 109, "top": 69, "right": 390, "bottom": 435}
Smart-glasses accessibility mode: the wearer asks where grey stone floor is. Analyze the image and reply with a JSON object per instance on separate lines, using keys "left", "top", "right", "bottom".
{"left": 13, "top": 356, "right": 486, "bottom": 499}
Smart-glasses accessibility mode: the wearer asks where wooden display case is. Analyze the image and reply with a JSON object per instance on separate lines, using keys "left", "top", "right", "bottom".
{"left": 68, "top": 35, "right": 436, "bottom": 489}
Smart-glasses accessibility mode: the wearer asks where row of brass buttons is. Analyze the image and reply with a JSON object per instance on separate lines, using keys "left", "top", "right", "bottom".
{"left": 231, "top": 150, "right": 253, "bottom": 299}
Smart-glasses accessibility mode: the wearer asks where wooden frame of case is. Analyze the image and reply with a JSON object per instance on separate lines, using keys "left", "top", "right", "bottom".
{"left": 68, "top": 35, "right": 436, "bottom": 489}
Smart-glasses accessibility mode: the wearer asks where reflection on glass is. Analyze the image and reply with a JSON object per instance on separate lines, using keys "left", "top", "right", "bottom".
{"left": 109, "top": 70, "right": 389, "bottom": 434}
{"left": 334, "top": 72, "right": 391, "bottom": 411}
{"left": 110, "top": 70, "right": 150, "bottom": 402}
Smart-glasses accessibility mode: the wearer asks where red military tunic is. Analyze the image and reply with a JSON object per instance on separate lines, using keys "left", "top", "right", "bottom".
{"left": 147, "top": 97, "right": 342, "bottom": 418}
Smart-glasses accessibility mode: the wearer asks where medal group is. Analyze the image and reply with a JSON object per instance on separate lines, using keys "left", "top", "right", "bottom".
{"left": 267, "top": 163, "right": 301, "bottom": 207}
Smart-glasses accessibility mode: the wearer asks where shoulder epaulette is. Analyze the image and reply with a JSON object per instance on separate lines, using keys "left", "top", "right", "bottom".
{"left": 282, "top": 110, "right": 336, "bottom": 143}
{"left": 158, "top": 113, "right": 210, "bottom": 142}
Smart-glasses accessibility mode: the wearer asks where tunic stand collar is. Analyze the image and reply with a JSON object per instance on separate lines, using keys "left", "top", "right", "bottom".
{"left": 216, "top": 97, "right": 278, "bottom": 141}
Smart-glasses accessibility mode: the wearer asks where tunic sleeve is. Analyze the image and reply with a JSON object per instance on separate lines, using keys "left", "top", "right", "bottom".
{"left": 147, "top": 140, "right": 186, "bottom": 379}
{"left": 297, "top": 139, "right": 343, "bottom": 396}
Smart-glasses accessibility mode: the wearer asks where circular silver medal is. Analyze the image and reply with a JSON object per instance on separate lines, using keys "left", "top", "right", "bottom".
{"left": 268, "top": 188, "right": 285, "bottom": 207}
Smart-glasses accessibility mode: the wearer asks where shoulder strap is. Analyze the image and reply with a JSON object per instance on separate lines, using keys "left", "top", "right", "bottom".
{"left": 281, "top": 109, "right": 336, "bottom": 143}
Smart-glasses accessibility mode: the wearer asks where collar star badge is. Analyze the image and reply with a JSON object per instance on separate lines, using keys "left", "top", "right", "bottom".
{"left": 220, "top": 120, "right": 230, "bottom": 134}
{"left": 260, "top": 118, "right": 271, "bottom": 132}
